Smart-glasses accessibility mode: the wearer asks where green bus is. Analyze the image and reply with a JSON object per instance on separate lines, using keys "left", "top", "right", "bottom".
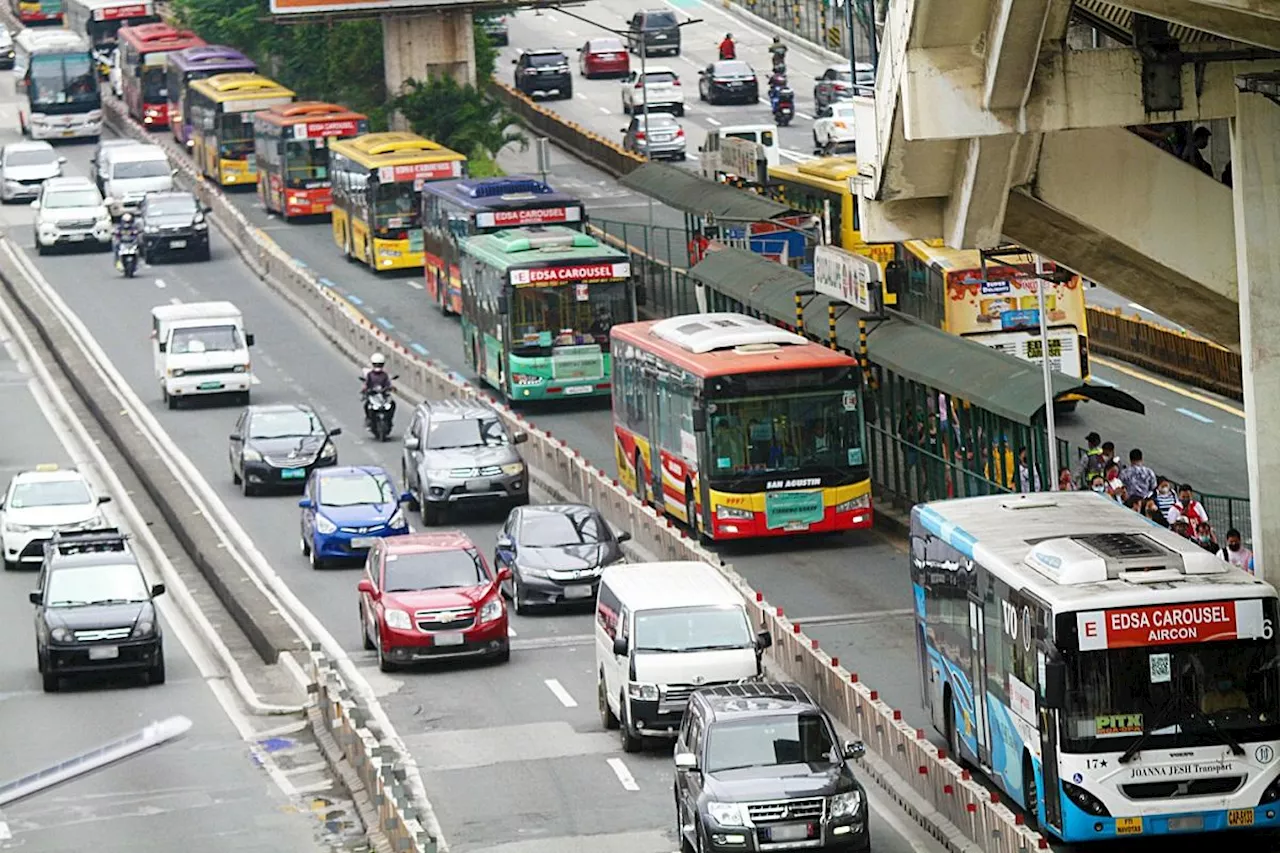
{"left": 460, "top": 226, "right": 636, "bottom": 402}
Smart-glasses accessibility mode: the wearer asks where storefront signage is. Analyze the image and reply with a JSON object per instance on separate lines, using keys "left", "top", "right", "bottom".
{"left": 377, "top": 160, "right": 463, "bottom": 183}
{"left": 1076, "top": 599, "right": 1265, "bottom": 650}
{"left": 476, "top": 206, "right": 582, "bottom": 228}
{"left": 510, "top": 262, "right": 629, "bottom": 286}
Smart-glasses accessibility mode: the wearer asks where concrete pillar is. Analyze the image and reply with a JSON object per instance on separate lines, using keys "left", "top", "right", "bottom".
{"left": 381, "top": 10, "right": 475, "bottom": 128}
{"left": 1231, "top": 90, "right": 1280, "bottom": 580}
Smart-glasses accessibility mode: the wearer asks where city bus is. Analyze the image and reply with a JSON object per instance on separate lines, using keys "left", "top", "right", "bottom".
{"left": 165, "top": 45, "right": 256, "bottom": 147}
{"left": 611, "top": 312, "right": 872, "bottom": 540}
{"left": 12, "top": 0, "right": 62, "bottom": 24}
{"left": 252, "top": 102, "right": 368, "bottom": 219}
{"left": 911, "top": 492, "right": 1280, "bottom": 841}
{"left": 460, "top": 226, "right": 633, "bottom": 402}
{"left": 117, "top": 22, "right": 204, "bottom": 127}
{"left": 328, "top": 132, "right": 466, "bottom": 271}
{"left": 63, "top": 0, "right": 158, "bottom": 75}
{"left": 765, "top": 156, "right": 895, "bottom": 269}
{"left": 187, "top": 73, "right": 294, "bottom": 187}
{"left": 13, "top": 29, "right": 101, "bottom": 140}
{"left": 421, "top": 176, "right": 585, "bottom": 315}
{"left": 896, "top": 240, "right": 1091, "bottom": 398}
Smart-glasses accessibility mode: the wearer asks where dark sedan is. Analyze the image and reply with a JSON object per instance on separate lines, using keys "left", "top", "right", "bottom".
{"left": 698, "top": 60, "right": 759, "bottom": 105}
{"left": 494, "top": 503, "right": 630, "bottom": 613}
{"left": 140, "top": 190, "right": 210, "bottom": 262}
{"left": 228, "top": 403, "right": 341, "bottom": 496}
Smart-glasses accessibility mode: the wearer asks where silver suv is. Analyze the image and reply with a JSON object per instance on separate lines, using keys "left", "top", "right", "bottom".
{"left": 401, "top": 399, "right": 529, "bottom": 525}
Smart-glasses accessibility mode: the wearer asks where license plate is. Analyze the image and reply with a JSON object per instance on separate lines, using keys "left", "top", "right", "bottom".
{"left": 350, "top": 537, "right": 375, "bottom": 548}
{"left": 784, "top": 521, "right": 810, "bottom": 531}
{"left": 67, "top": 234, "right": 85, "bottom": 241}
{"left": 61, "top": 130, "right": 75, "bottom": 137}
{"left": 563, "top": 584, "right": 594, "bottom": 600}
{"left": 1115, "top": 817, "right": 1143, "bottom": 835}
{"left": 563, "top": 384, "right": 593, "bottom": 395}
{"left": 1167, "top": 816, "right": 1203, "bottom": 832}
{"left": 434, "top": 632, "right": 464, "bottom": 647}
{"left": 465, "top": 478, "right": 490, "bottom": 493}
{"left": 280, "top": 468, "right": 307, "bottom": 479}
{"left": 1228, "top": 809, "right": 1255, "bottom": 827}
{"left": 170, "top": 239, "right": 186, "bottom": 248}
{"left": 768, "top": 824, "right": 810, "bottom": 842}
{"left": 88, "top": 645, "right": 119, "bottom": 660}
{"left": 197, "top": 381, "right": 223, "bottom": 390}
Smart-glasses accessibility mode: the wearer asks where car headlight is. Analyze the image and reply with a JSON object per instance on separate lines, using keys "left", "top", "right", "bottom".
{"left": 501, "top": 462, "right": 525, "bottom": 476}
{"left": 835, "top": 495, "right": 871, "bottom": 513}
{"left": 426, "top": 469, "right": 454, "bottom": 480}
{"left": 706, "top": 801, "right": 747, "bottom": 827}
{"left": 384, "top": 608, "right": 412, "bottom": 630}
{"left": 144, "top": 224, "right": 159, "bottom": 233}
{"left": 194, "top": 220, "right": 207, "bottom": 230}
{"left": 5, "top": 522, "right": 32, "bottom": 533}
{"left": 315, "top": 515, "right": 337, "bottom": 535}
{"left": 829, "top": 790, "right": 862, "bottom": 819}
{"left": 519, "top": 564, "right": 550, "bottom": 579}
{"left": 50, "top": 626, "right": 71, "bottom": 642}
{"left": 242, "top": 448, "right": 263, "bottom": 462}
{"left": 168, "top": 368, "right": 185, "bottom": 377}
{"left": 131, "top": 619, "right": 155, "bottom": 638}
{"left": 319, "top": 443, "right": 337, "bottom": 459}
{"left": 715, "top": 505, "right": 753, "bottom": 520}
{"left": 479, "top": 596, "right": 504, "bottom": 623}
{"left": 388, "top": 509, "right": 406, "bottom": 529}
{"left": 627, "top": 682, "right": 659, "bottom": 701}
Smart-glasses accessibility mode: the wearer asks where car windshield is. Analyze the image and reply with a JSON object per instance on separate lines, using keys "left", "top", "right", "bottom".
{"left": 45, "top": 563, "right": 150, "bottom": 607}
{"left": 642, "top": 71, "right": 676, "bottom": 84}
{"left": 9, "top": 479, "right": 93, "bottom": 509}
{"left": 633, "top": 605, "right": 752, "bottom": 652}
{"left": 530, "top": 53, "right": 567, "bottom": 67}
{"left": 705, "top": 714, "right": 837, "bottom": 773}
{"left": 6, "top": 148, "right": 56, "bottom": 167}
{"left": 147, "top": 196, "right": 197, "bottom": 218}
{"left": 637, "top": 115, "right": 678, "bottom": 131}
{"left": 319, "top": 472, "right": 396, "bottom": 507}
{"left": 249, "top": 410, "right": 323, "bottom": 439}
{"left": 520, "top": 510, "right": 607, "bottom": 547}
{"left": 383, "top": 549, "right": 486, "bottom": 591}
{"left": 590, "top": 38, "right": 625, "bottom": 52}
{"left": 112, "top": 159, "right": 168, "bottom": 179}
{"left": 44, "top": 189, "right": 101, "bottom": 209}
{"left": 708, "top": 387, "right": 865, "bottom": 479}
{"left": 714, "top": 61, "right": 752, "bottom": 77}
{"left": 644, "top": 11, "right": 677, "bottom": 27}
{"left": 425, "top": 417, "right": 508, "bottom": 450}
{"left": 169, "top": 324, "right": 243, "bottom": 354}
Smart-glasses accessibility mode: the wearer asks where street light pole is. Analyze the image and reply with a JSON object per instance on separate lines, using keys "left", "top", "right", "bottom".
{"left": 1034, "top": 253, "right": 1059, "bottom": 490}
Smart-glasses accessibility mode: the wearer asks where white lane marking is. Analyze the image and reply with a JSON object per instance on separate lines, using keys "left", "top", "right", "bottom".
{"left": 781, "top": 148, "right": 816, "bottom": 161}
{"left": 404, "top": 279, "right": 423, "bottom": 289}
{"left": 864, "top": 784, "right": 935, "bottom": 853}
{"left": 508, "top": 625, "right": 517, "bottom": 637}
{"left": 679, "top": 55, "right": 700, "bottom": 68}
{"left": 577, "top": 92, "right": 589, "bottom": 100}
{"left": 168, "top": 296, "right": 182, "bottom": 304}
{"left": 607, "top": 757, "right": 640, "bottom": 791}
{"left": 0, "top": 821, "right": 11, "bottom": 841}
{"left": 600, "top": 106, "right": 611, "bottom": 114}
{"left": 544, "top": 678, "right": 578, "bottom": 708}
{"left": 154, "top": 278, "right": 166, "bottom": 288}
{"left": 1088, "top": 375, "right": 1116, "bottom": 387}
{"left": 1176, "top": 407, "right": 1214, "bottom": 424}
{"left": 796, "top": 111, "right": 813, "bottom": 120}
{"left": 566, "top": 28, "right": 577, "bottom": 36}
{"left": 1149, "top": 397, "right": 1168, "bottom": 406}
{"left": 546, "top": 12, "right": 558, "bottom": 21}
{"left": 791, "top": 608, "right": 913, "bottom": 626}
{"left": 705, "top": 116, "right": 721, "bottom": 126}
{"left": 1225, "top": 425, "right": 1246, "bottom": 435}
{"left": 668, "top": 0, "right": 765, "bottom": 40}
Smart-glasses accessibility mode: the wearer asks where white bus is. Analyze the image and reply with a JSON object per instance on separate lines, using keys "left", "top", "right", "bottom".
{"left": 911, "top": 492, "right": 1280, "bottom": 842}
{"left": 63, "top": 0, "right": 158, "bottom": 73}
{"left": 14, "top": 29, "right": 102, "bottom": 140}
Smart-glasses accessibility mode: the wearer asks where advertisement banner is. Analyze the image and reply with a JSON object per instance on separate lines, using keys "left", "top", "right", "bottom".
{"left": 1076, "top": 599, "right": 1266, "bottom": 650}
{"left": 720, "top": 137, "right": 763, "bottom": 183}
{"left": 813, "top": 245, "right": 879, "bottom": 313}
{"left": 943, "top": 257, "right": 1085, "bottom": 338}
{"left": 377, "top": 160, "right": 463, "bottom": 183}
{"left": 475, "top": 206, "right": 583, "bottom": 229}
{"left": 271, "top": 0, "right": 476, "bottom": 14}
{"left": 96, "top": 3, "right": 151, "bottom": 20}
{"left": 510, "top": 262, "right": 630, "bottom": 286}
{"left": 291, "top": 119, "right": 362, "bottom": 139}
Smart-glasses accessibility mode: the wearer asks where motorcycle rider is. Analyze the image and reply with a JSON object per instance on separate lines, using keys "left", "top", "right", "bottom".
{"left": 769, "top": 36, "right": 787, "bottom": 67}
{"left": 113, "top": 212, "right": 141, "bottom": 268}
{"left": 718, "top": 33, "right": 736, "bottom": 60}
{"left": 360, "top": 352, "right": 394, "bottom": 424}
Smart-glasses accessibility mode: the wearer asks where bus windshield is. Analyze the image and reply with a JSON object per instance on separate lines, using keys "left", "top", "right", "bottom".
{"left": 217, "top": 112, "right": 254, "bottom": 160}
{"left": 283, "top": 138, "right": 330, "bottom": 188}
{"left": 708, "top": 388, "right": 864, "bottom": 478}
{"left": 509, "top": 280, "right": 629, "bottom": 353}
{"left": 1061, "top": 632, "right": 1280, "bottom": 752}
{"left": 29, "top": 54, "right": 98, "bottom": 108}
{"left": 141, "top": 65, "right": 166, "bottom": 102}
{"left": 373, "top": 180, "right": 419, "bottom": 229}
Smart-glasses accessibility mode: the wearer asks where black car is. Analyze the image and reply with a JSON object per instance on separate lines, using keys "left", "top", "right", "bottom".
{"left": 139, "top": 191, "right": 211, "bottom": 262}
{"left": 31, "top": 528, "right": 166, "bottom": 693}
{"left": 228, "top": 403, "right": 341, "bottom": 496}
{"left": 675, "top": 682, "right": 870, "bottom": 853}
{"left": 514, "top": 49, "right": 572, "bottom": 100}
{"left": 495, "top": 503, "right": 630, "bottom": 612}
{"left": 477, "top": 13, "right": 509, "bottom": 46}
{"left": 699, "top": 60, "right": 759, "bottom": 105}
{"left": 626, "top": 9, "right": 681, "bottom": 57}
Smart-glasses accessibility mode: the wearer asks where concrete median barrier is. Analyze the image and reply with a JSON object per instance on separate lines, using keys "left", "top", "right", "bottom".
{"left": 100, "top": 95, "right": 1049, "bottom": 853}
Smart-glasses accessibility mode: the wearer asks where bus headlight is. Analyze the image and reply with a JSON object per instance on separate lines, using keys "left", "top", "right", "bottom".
{"left": 1061, "top": 781, "right": 1110, "bottom": 816}
{"left": 715, "top": 505, "right": 753, "bottom": 521}
{"left": 836, "top": 495, "right": 871, "bottom": 513}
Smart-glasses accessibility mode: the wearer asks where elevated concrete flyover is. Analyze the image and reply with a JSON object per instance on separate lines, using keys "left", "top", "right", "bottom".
{"left": 854, "top": 0, "right": 1280, "bottom": 348}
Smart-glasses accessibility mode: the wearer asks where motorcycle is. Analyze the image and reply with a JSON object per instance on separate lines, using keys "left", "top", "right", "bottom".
{"left": 363, "top": 386, "right": 396, "bottom": 441}
{"left": 115, "top": 237, "right": 140, "bottom": 278}
{"left": 771, "top": 86, "right": 795, "bottom": 126}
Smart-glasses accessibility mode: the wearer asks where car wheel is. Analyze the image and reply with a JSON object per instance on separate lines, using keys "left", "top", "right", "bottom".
{"left": 310, "top": 543, "right": 327, "bottom": 570}
{"left": 241, "top": 473, "right": 257, "bottom": 497}
{"left": 511, "top": 572, "right": 528, "bottom": 615}
{"left": 42, "top": 671, "right": 59, "bottom": 693}
{"left": 360, "top": 604, "right": 375, "bottom": 650}
{"left": 2, "top": 557, "right": 16, "bottom": 572}
{"left": 232, "top": 464, "right": 242, "bottom": 485}
{"left": 196, "top": 245, "right": 211, "bottom": 262}
{"left": 421, "top": 503, "right": 440, "bottom": 526}
{"left": 166, "top": 390, "right": 178, "bottom": 410}
{"left": 148, "top": 654, "right": 166, "bottom": 685}
{"left": 404, "top": 473, "right": 421, "bottom": 511}
{"left": 599, "top": 671, "right": 619, "bottom": 729}
{"left": 378, "top": 641, "right": 398, "bottom": 672}
{"left": 300, "top": 534, "right": 310, "bottom": 557}
{"left": 620, "top": 693, "right": 643, "bottom": 752}
{"left": 562, "top": 83, "right": 573, "bottom": 100}
{"left": 35, "top": 238, "right": 45, "bottom": 256}
{"left": 674, "top": 105, "right": 684, "bottom": 117}
{"left": 491, "top": 641, "right": 511, "bottom": 664}
{"left": 622, "top": 98, "right": 630, "bottom": 115}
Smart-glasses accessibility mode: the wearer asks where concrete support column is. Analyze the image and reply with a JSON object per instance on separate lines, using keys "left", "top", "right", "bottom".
{"left": 1231, "top": 90, "right": 1280, "bottom": 580}
{"left": 382, "top": 10, "right": 475, "bottom": 128}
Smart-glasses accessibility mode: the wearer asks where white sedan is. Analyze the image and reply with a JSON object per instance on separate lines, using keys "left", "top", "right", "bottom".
{"left": 1, "top": 465, "right": 110, "bottom": 570}
{"left": 620, "top": 66, "right": 686, "bottom": 116}
{"left": 813, "top": 102, "right": 857, "bottom": 154}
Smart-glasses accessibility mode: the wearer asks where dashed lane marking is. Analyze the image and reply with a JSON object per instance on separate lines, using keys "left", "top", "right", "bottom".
{"left": 376, "top": 317, "right": 394, "bottom": 330}
{"left": 1176, "top": 407, "right": 1214, "bottom": 424}
{"left": 345, "top": 293, "right": 364, "bottom": 305}
{"left": 409, "top": 343, "right": 430, "bottom": 357}
{"left": 544, "top": 678, "right": 578, "bottom": 708}
{"left": 792, "top": 608, "right": 914, "bottom": 627}
{"left": 607, "top": 757, "right": 640, "bottom": 791}
{"left": 154, "top": 278, "right": 166, "bottom": 288}
{"left": 706, "top": 116, "right": 721, "bottom": 126}
{"left": 404, "top": 279, "right": 423, "bottom": 290}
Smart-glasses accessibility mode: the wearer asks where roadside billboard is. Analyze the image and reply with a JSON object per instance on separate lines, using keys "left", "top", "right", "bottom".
{"left": 271, "top": 0, "right": 470, "bottom": 13}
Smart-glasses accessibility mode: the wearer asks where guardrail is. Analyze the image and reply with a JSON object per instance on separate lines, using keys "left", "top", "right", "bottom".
{"left": 1085, "top": 305, "right": 1242, "bottom": 401}
{"left": 100, "top": 96, "right": 1048, "bottom": 853}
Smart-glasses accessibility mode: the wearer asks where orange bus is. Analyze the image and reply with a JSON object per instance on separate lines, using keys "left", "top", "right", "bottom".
{"left": 253, "top": 102, "right": 369, "bottom": 219}
{"left": 611, "top": 312, "right": 872, "bottom": 540}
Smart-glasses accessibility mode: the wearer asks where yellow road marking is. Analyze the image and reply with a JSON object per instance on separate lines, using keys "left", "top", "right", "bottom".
{"left": 1093, "top": 355, "right": 1244, "bottom": 419}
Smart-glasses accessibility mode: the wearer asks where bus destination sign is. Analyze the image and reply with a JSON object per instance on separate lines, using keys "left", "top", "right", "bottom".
{"left": 476, "top": 206, "right": 582, "bottom": 229}
{"left": 378, "top": 161, "right": 463, "bottom": 183}
{"left": 96, "top": 3, "right": 151, "bottom": 20}
{"left": 510, "top": 262, "right": 630, "bottom": 286}
{"left": 1076, "top": 599, "right": 1265, "bottom": 650}
{"left": 292, "top": 119, "right": 361, "bottom": 139}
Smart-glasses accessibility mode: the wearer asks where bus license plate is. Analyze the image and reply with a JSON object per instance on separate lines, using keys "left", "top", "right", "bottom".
{"left": 1115, "top": 817, "right": 1143, "bottom": 835}
{"left": 170, "top": 239, "right": 187, "bottom": 248}
{"left": 89, "top": 645, "right": 119, "bottom": 660}
{"left": 1167, "top": 817, "right": 1202, "bottom": 832}
{"left": 197, "top": 381, "right": 223, "bottom": 390}
{"left": 434, "top": 632, "right": 464, "bottom": 647}
{"left": 1228, "top": 809, "right": 1255, "bottom": 827}
{"left": 563, "top": 384, "right": 593, "bottom": 395}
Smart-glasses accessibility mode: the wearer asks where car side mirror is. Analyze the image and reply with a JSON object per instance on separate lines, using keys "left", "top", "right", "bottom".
{"left": 815, "top": 76, "right": 823, "bottom": 81}
{"left": 229, "top": 432, "right": 241, "bottom": 441}
{"left": 843, "top": 740, "right": 866, "bottom": 761}
{"left": 97, "top": 495, "right": 111, "bottom": 505}
{"left": 1042, "top": 657, "right": 1067, "bottom": 709}
{"left": 151, "top": 583, "right": 166, "bottom": 598}
{"left": 512, "top": 430, "right": 528, "bottom": 444}
{"left": 328, "top": 427, "right": 343, "bottom": 437}
{"left": 620, "top": 127, "right": 628, "bottom": 134}
{"left": 404, "top": 435, "right": 420, "bottom": 450}
{"left": 28, "top": 590, "right": 41, "bottom": 605}
{"left": 202, "top": 203, "right": 211, "bottom": 213}
{"left": 616, "top": 530, "right": 632, "bottom": 544}
{"left": 57, "top": 156, "right": 66, "bottom": 164}
{"left": 157, "top": 342, "right": 167, "bottom": 353}
{"left": 496, "top": 533, "right": 514, "bottom": 550}
{"left": 245, "top": 333, "right": 255, "bottom": 347}
{"left": 674, "top": 752, "right": 699, "bottom": 771}
{"left": 399, "top": 491, "right": 413, "bottom": 503}
{"left": 511, "top": 58, "right": 518, "bottom": 64}
{"left": 357, "top": 578, "right": 378, "bottom": 597}
{"left": 298, "top": 497, "right": 313, "bottom": 509}
{"left": 612, "top": 635, "right": 628, "bottom": 657}
{"left": 755, "top": 630, "right": 772, "bottom": 650}
{"left": 497, "top": 567, "right": 513, "bottom": 582}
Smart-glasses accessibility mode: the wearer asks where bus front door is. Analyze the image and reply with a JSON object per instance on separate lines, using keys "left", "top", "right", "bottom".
{"left": 1037, "top": 640, "right": 1064, "bottom": 832}
{"left": 968, "top": 597, "right": 991, "bottom": 768}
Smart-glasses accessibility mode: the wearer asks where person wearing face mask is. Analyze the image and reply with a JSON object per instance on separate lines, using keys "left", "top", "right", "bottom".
{"left": 1202, "top": 671, "right": 1249, "bottom": 715}
{"left": 1194, "top": 523, "right": 1219, "bottom": 553}
{"left": 1221, "top": 528, "right": 1254, "bottom": 572}
{"left": 1089, "top": 475, "right": 1107, "bottom": 495}
{"left": 1153, "top": 477, "right": 1176, "bottom": 519}
{"left": 1175, "top": 483, "right": 1210, "bottom": 531}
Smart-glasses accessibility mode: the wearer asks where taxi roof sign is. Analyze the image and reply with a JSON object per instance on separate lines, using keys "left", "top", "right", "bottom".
{"left": 34, "top": 464, "right": 60, "bottom": 472}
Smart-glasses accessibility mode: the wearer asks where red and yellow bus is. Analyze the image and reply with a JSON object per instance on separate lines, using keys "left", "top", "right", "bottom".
{"left": 611, "top": 312, "right": 872, "bottom": 540}
{"left": 117, "top": 22, "right": 204, "bottom": 127}
{"left": 253, "top": 102, "right": 368, "bottom": 219}
{"left": 12, "top": 0, "right": 62, "bottom": 25}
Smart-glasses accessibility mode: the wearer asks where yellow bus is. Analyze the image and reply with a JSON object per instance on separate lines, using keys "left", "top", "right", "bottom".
{"left": 765, "top": 156, "right": 895, "bottom": 269}
{"left": 187, "top": 73, "right": 294, "bottom": 187}
{"left": 897, "top": 240, "right": 1092, "bottom": 391}
{"left": 328, "top": 132, "right": 467, "bottom": 271}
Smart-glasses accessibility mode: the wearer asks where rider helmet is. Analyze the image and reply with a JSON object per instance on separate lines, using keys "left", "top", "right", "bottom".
{"left": 371, "top": 353, "right": 386, "bottom": 367}
{"left": 121, "top": 212, "right": 133, "bottom": 224}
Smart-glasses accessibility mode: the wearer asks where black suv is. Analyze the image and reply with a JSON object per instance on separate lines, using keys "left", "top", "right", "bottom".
{"left": 31, "top": 528, "right": 166, "bottom": 693}
{"left": 513, "top": 49, "right": 573, "bottom": 100}
{"left": 626, "top": 9, "right": 681, "bottom": 57}
{"left": 674, "top": 682, "right": 870, "bottom": 853}
{"left": 139, "top": 190, "right": 211, "bottom": 263}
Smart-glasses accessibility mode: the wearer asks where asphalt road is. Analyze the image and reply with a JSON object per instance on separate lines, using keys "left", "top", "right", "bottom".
{"left": 0, "top": 296, "right": 326, "bottom": 851}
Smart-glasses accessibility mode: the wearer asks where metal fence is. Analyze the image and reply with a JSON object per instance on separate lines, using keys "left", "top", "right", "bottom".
{"left": 1086, "top": 305, "right": 1243, "bottom": 401}
{"left": 734, "top": 0, "right": 876, "bottom": 64}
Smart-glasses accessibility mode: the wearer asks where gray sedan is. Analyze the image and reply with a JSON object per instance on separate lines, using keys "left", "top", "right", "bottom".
{"left": 621, "top": 113, "right": 687, "bottom": 161}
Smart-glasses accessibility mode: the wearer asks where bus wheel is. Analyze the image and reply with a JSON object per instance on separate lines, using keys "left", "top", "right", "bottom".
{"left": 1022, "top": 754, "right": 1040, "bottom": 829}
{"left": 944, "top": 690, "right": 962, "bottom": 765}
{"left": 439, "top": 281, "right": 452, "bottom": 316}
{"left": 343, "top": 229, "right": 356, "bottom": 262}
{"left": 685, "top": 488, "right": 698, "bottom": 534}
{"left": 634, "top": 452, "right": 648, "bottom": 507}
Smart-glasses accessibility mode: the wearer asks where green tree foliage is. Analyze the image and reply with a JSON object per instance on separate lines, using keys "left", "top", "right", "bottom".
{"left": 393, "top": 74, "right": 525, "bottom": 161}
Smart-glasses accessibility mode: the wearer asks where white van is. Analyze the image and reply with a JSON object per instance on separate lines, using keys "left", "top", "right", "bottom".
{"left": 698, "top": 123, "right": 780, "bottom": 181}
{"left": 595, "top": 561, "right": 771, "bottom": 752}
{"left": 151, "top": 301, "right": 255, "bottom": 408}
{"left": 103, "top": 144, "right": 173, "bottom": 215}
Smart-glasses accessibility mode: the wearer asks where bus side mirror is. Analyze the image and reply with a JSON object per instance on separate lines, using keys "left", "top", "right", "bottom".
{"left": 1042, "top": 658, "right": 1067, "bottom": 709}
{"left": 245, "top": 333, "right": 255, "bottom": 347}
{"left": 496, "top": 295, "right": 508, "bottom": 315}
{"left": 884, "top": 260, "right": 907, "bottom": 297}
{"left": 157, "top": 342, "right": 167, "bottom": 353}
{"left": 691, "top": 407, "right": 707, "bottom": 432}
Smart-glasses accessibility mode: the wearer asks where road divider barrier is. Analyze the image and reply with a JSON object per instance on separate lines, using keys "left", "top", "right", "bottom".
{"left": 94, "top": 94, "right": 1049, "bottom": 853}
{"left": 1085, "top": 305, "right": 1242, "bottom": 401}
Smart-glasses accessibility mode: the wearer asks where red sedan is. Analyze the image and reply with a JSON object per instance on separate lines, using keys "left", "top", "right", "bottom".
{"left": 579, "top": 37, "right": 630, "bottom": 79}
{"left": 357, "top": 531, "right": 511, "bottom": 671}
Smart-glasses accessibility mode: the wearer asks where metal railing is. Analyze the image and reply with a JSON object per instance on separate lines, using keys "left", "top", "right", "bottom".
{"left": 1086, "top": 305, "right": 1243, "bottom": 400}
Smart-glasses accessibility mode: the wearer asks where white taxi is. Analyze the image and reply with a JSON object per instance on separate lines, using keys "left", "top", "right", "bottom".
{"left": 813, "top": 101, "right": 858, "bottom": 154}
{"left": 1, "top": 465, "right": 111, "bottom": 570}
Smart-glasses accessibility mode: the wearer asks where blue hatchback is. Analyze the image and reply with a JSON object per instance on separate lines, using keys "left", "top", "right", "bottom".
{"left": 299, "top": 466, "right": 411, "bottom": 569}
